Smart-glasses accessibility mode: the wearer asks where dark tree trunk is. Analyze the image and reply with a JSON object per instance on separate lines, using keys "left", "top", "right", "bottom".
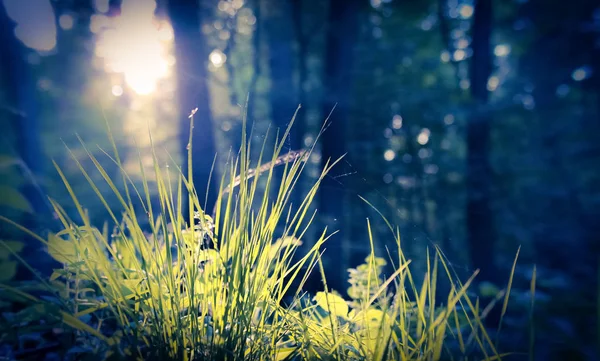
{"left": 51, "top": 0, "right": 94, "bottom": 110}
{"left": 0, "top": 4, "right": 45, "bottom": 213}
{"left": 264, "top": 0, "right": 300, "bottom": 150}
{"left": 467, "top": 0, "right": 496, "bottom": 283}
{"left": 319, "top": 0, "right": 363, "bottom": 291}
{"left": 291, "top": 0, "right": 307, "bottom": 151}
{"left": 519, "top": 0, "right": 600, "bottom": 314}
{"left": 168, "top": 0, "right": 218, "bottom": 214}
{"left": 0, "top": 3, "right": 53, "bottom": 275}
{"left": 246, "top": 0, "right": 261, "bottom": 132}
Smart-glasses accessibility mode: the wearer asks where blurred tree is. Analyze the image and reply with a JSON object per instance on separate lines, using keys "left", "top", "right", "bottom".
{"left": 514, "top": 1, "right": 600, "bottom": 352}
{"left": 49, "top": 0, "right": 95, "bottom": 134}
{"left": 264, "top": 0, "right": 300, "bottom": 149}
{"left": 319, "top": 0, "right": 365, "bottom": 290}
{"left": 0, "top": 6, "right": 45, "bottom": 206}
{"left": 517, "top": 0, "right": 600, "bottom": 276}
{"left": 0, "top": 2, "right": 46, "bottom": 216}
{"left": 291, "top": 0, "right": 307, "bottom": 150}
{"left": 245, "top": 0, "right": 262, "bottom": 130}
{"left": 168, "top": 0, "right": 218, "bottom": 213}
{"left": 466, "top": 0, "right": 496, "bottom": 285}
{"left": 0, "top": 1, "right": 54, "bottom": 274}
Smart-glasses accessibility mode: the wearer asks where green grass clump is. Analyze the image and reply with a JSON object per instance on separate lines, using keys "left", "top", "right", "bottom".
{"left": 0, "top": 112, "right": 519, "bottom": 361}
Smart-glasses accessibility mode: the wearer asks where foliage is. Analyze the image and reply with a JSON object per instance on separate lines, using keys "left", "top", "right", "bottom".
{"left": 0, "top": 155, "right": 36, "bottom": 283}
{"left": 0, "top": 116, "right": 526, "bottom": 361}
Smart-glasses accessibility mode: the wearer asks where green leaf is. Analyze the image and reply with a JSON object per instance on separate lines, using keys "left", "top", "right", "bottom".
{"left": 60, "top": 310, "right": 108, "bottom": 342}
{"left": 120, "top": 278, "right": 143, "bottom": 296}
{"left": 0, "top": 260, "right": 17, "bottom": 282}
{"left": 47, "top": 233, "right": 77, "bottom": 264}
{"left": 0, "top": 241, "right": 25, "bottom": 260}
{"left": 479, "top": 281, "right": 501, "bottom": 298}
{"left": 50, "top": 271, "right": 62, "bottom": 281}
{"left": 275, "top": 347, "right": 297, "bottom": 361}
{"left": 0, "top": 186, "right": 33, "bottom": 213}
{"left": 314, "top": 291, "right": 349, "bottom": 318}
{"left": 16, "top": 303, "right": 62, "bottom": 324}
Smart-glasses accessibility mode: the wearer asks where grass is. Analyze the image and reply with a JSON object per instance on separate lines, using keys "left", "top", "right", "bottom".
{"left": 0, "top": 109, "right": 525, "bottom": 360}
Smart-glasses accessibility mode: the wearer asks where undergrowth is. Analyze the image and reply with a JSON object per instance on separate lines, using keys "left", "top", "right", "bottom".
{"left": 0, "top": 111, "right": 526, "bottom": 360}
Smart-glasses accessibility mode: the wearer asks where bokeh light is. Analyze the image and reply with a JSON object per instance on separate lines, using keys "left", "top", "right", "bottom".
{"left": 3, "top": 0, "right": 56, "bottom": 52}
{"left": 494, "top": 44, "right": 511, "bottom": 57}
{"left": 556, "top": 84, "right": 570, "bottom": 97}
{"left": 487, "top": 75, "right": 500, "bottom": 91}
{"left": 440, "top": 51, "right": 451, "bottom": 62}
{"left": 111, "top": 85, "right": 124, "bottom": 97}
{"left": 59, "top": 14, "right": 74, "bottom": 30}
{"left": 94, "top": 0, "right": 110, "bottom": 13}
{"left": 392, "top": 114, "right": 403, "bottom": 129}
{"left": 93, "top": 1, "right": 173, "bottom": 95}
{"left": 384, "top": 149, "right": 396, "bottom": 161}
{"left": 383, "top": 173, "right": 393, "bottom": 183}
{"left": 572, "top": 66, "right": 592, "bottom": 81}
{"left": 453, "top": 49, "right": 466, "bottom": 61}
{"left": 444, "top": 114, "right": 455, "bottom": 125}
{"left": 459, "top": 4, "right": 474, "bottom": 19}
{"left": 417, "top": 128, "right": 430, "bottom": 145}
{"left": 209, "top": 49, "right": 226, "bottom": 68}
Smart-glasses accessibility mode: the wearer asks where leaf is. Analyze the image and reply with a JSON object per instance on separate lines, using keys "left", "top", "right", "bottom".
{"left": 0, "top": 241, "right": 25, "bottom": 260}
{"left": 16, "top": 303, "right": 62, "bottom": 324}
{"left": 61, "top": 311, "right": 108, "bottom": 341}
{"left": 50, "top": 270, "right": 63, "bottom": 281}
{"left": 120, "top": 278, "right": 143, "bottom": 297}
{"left": 479, "top": 281, "right": 501, "bottom": 298}
{"left": 269, "top": 237, "right": 302, "bottom": 260}
{"left": 0, "top": 260, "right": 17, "bottom": 281}
{"left": 47, "top": 233, "right": 77, "bottom": 264}
{"left": 0, "top": 186, "right": 33, "bottom": 213}
{"left": 275, "top": 347, "right": 297, "bottom": 361}
{"left": 314, "top": 291, "right": 348, "bottom": 319}
{"left": 351, "top": 308, "right": 393, "bottom": 357}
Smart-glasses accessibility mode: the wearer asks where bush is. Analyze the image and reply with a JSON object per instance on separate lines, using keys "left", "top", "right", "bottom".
{"left": 0, "top": 116, "right": 521, "bottom": 360}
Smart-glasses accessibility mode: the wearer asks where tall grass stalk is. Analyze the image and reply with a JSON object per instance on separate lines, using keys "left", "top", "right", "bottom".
{"left": 0, "top": 109, "right": 522, "bottom": 361}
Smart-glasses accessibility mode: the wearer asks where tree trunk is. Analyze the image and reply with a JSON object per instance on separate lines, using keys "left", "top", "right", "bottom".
{"left": 467, "top": 0, "right": 496, "bottom": 283}
{"left": 264, "top": 0, "right": 300, "bottom": 150}
{"left": 291, "top": 0, "right": 307, "bottom": 151}
{"left": 168, "top": 0, "right": 218, "bottom": 214}
{"left": 319, "top": 0, "right": 363, "bottom": 291}
{"left": 0, "top": 2, "right": 52, "bottom": 275}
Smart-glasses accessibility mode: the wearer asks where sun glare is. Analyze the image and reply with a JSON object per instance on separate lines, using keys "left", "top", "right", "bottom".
{"left": 209, "top": 49, "right": 226, "bottom": 67}
{"left": 93, "top": 1, "right": 173, "bottom": 95}
{"left": 4, "top": 0, "right": 56, "bottom": 52}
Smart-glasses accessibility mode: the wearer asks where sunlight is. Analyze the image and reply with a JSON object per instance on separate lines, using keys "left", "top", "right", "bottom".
{"left": 417, "top": 128, "right": 430, "bottom": 145}
{"left": 487, "top": 75, "right": 499, "bottom": 91}
{"left": 392, "top": 114, "right": 403, "bottom": 129}
{"left": 209, "top": 49, "right": 226, "bottom": 67}
{"left": 384, "top": 149, "right": 396, "bottom": 161}
{"left": 453, "top": 49, "right": 466, "bottom": 61}
{"left": 3, "top": 0, "right": 56, "bottom": 52}
{"left": 58, "top": 14, "right": 74, "bottom": 30}
{"left": 93, "top": 0, "right": 173, "bottom": 95}
{"left": 440, "top": 51, "right": 451, "bottom": 62}
{"left": 111, "top": 85, "right": 124, "bottom": 97}
{"left": 571, "top": 66, "right": 592, "bottom": 81}
{"left": 94, "top": 0, "right": 109, "bottom": 13}
{"left": 444, "top": 114, "right": 454, "bottom": 125}
{"left": 459, "top": 4, "right": 474, "bottom": 19}
{"left": 494, "top": 44, "right": 511, "bottom": 57}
